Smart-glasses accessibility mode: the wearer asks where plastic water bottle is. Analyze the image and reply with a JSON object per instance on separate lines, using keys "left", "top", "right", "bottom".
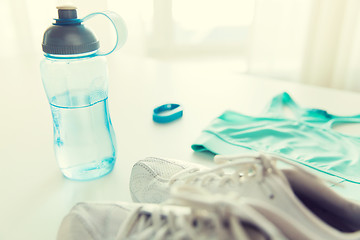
{"left": 40, "top": 6, "right": 127, "bottom": 180}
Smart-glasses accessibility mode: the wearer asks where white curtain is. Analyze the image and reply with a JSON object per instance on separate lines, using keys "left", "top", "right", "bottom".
{"left": 248, "top": 0, "right": 360, "bottom": 91}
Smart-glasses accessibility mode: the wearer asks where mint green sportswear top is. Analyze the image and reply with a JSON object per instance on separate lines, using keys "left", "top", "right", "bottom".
{"left": 191, "top": 92, "right": 360, "bottom": 183}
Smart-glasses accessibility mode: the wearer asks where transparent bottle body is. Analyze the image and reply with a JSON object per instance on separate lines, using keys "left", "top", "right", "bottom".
{"left": 40, "top": 54, "right": 117, "bottom": 180}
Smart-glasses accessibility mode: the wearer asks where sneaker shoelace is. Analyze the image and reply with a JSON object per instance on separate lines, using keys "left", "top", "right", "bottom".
{"left": 116, "top": 185, "right": 287, "bottom": 240}
{"left": 169, "top": 153, "right": 327, "bottom": 193}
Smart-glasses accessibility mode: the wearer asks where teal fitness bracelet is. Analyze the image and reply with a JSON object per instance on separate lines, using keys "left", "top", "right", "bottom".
{"left": 153, "top": 104, "right": 183, "bottom": 123}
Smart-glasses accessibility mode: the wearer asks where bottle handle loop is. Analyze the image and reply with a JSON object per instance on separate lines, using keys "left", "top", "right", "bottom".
{"left": 82, "top": 11, "right": 127, "bottom": 56}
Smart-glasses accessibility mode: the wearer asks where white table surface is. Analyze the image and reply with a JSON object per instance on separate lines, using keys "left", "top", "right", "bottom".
{"left": 1, "top": 54, "right": 360, "bottom": 239}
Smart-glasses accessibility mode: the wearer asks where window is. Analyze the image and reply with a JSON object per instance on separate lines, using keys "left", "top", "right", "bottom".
{"left": 146, "top": 0, "right": 256, "bottom": 57}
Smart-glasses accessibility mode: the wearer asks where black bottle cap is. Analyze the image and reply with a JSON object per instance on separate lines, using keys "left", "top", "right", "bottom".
{"left": 42, "top": 8, "right": 100, "bottom": 55}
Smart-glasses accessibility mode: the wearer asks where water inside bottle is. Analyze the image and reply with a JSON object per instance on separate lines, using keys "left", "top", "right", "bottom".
{"left": 50, "top": 91, "right": 116, "bottom": 181}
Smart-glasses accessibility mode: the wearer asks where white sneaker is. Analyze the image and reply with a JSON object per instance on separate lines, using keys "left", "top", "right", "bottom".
{"left": 57, "top": 185, "right": 290, "bottom": 240}
{"left": 130, "top": 157, "right": 208, "bottom": 203}
{"left": 130, "top": 154, "right": 360, "bottom": 240}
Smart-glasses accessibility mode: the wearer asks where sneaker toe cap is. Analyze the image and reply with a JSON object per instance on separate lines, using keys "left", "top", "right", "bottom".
{"left": 130, "top": 157, "right": 203, "bottom": 203}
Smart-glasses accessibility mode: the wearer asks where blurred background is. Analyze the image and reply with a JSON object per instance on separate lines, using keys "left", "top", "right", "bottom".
{"left": 2, "top": 0, "right": 360, "bottom": 91}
